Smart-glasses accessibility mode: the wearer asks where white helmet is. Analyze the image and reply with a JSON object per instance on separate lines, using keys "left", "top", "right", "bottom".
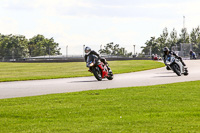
{"left": 85, "top": 46, "right": 91, "bottom": 55}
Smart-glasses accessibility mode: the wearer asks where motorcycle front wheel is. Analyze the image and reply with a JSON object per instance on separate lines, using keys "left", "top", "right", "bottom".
{"left": 107, "top": 72, "right": 113, "bottom": 80}
{"left": 172, "top": 63, "right": 181, "bottom": 76}
{"left": 92, "top": 66, "right": 102, "bottom": 81}
{"left": 107, "top": 76, "right": 113, "bottom": 80}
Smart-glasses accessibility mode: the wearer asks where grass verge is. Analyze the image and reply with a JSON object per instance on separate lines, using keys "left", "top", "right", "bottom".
{"left": 0, "top": 60, "right": 164, "bottom": 82}
{"left": 0, "top": 81, "right": 200, "bottom": 132}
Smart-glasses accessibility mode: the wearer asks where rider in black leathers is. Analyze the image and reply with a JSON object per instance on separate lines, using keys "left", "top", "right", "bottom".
{"left": 84, "top": 46, "right": 111, "bottom": 72}
{"left": 163, "top": 47, "right": 186, "bottom": 70}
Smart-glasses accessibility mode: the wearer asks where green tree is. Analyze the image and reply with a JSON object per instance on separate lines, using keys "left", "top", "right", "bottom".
{"left": 169, "top": 28, "right": 178, "bottom": 47}
{"left": 157, "top": 27, "right": 169, "bottom": 51}
{"left": 141, "top": 27, "right": 197, "bottom": 56}
{"left": 142, "top": 37, "right": 156, "bottom": 55}
{"left": 179, "top": 28, "right": 190, "bottom": 44}
{"left": 0, "top": 34, "right": 28, "bottom": 60}
{"left": 167, "top": 28, "right": 178, "bottom": 50}
{"left": 0, "top": 33, "right": 61, "bottom": 60}
{"left": 28, "top": 34, "right": 61, "bottom": 57}
{"left": 99, "top": 43, "right": 131, "bottom": 57}
{"left": 142, "top": 28, "right": 169, "bottom": 55}
{"left": 190, "top": 26, "right": 200, "bottom": 52}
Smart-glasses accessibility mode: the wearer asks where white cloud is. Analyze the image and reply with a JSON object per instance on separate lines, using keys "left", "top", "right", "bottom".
{"left": 0, "top": 17, "right": 18, "bottom": 35}
{"left": 1, "top": 0, "right": 200, "bottom": 55}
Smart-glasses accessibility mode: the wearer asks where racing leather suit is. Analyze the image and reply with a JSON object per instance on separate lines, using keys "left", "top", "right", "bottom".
{"left": 163, "top": 51, "right": 186, "bottom": 66}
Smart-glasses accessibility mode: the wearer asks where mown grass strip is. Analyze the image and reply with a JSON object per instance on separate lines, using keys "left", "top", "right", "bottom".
{"left": 0, "top": 60, "right": 164, "bottom": 82}
{"left": 0, "top": 81, "right": 199, "bottom": 132}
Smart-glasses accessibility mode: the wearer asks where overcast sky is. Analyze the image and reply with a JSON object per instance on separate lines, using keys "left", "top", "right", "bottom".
{"left": 1, "top": 0, "right": 200, "bottom": 55}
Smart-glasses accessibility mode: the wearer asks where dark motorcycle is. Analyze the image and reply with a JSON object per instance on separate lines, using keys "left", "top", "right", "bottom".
{"left": 86, "top": 54, "right": 113, "bottom": 81}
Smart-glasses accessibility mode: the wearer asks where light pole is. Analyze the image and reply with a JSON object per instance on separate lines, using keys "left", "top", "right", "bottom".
{"left": 150, "top": 46, "right": 152, "bottom": 57}
{"left": 133, "top": 45, "right": 135, "bottom": 55}
{"left": 66, "top": 45, "right": 68, "bottom": 58}
{"left": 183, "top": 16, "right": 186, "bottom": 43}
{"left": 49, "top": 45, "right": 50, "bottom": 59}
{"left": 12, "top": 49, "right": 14, "bottom": 61}
{"left": 122, "top": 48, "right": 125, "bottom": 55}
{"left": 83, "top": 45, "right": 85, "bottom": 57}
{"left": 100, "top": 44, "right": 102, "bottom": 55}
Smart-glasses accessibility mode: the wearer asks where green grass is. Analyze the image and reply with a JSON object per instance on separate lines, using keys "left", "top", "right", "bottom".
{"left": 0, "top": 60, "right": 164, "bottom": 82}
{"left": 0, "top": 81, "right": 200, "bottom": 132}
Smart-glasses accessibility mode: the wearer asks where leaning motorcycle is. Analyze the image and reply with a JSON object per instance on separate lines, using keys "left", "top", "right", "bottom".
{"left": 86, "top": 54, "right": 113, "bottom": 81}
{"left": 165, "top": 56, "right": 188, "bottom": 76}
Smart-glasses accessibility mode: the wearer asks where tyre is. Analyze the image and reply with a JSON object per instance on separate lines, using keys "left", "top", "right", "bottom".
{"left": 107, "top": 75, "right": 113, "bottom": 80}
{"left": 107, "top": 72, "right": 113, "bottom": 80}
{"left": 184, "top": 69, "right": 189, "bottom": 76}
{"left": 92, "top": 67, "right": 102, "bottom": 81}
{"left": 166, "top": 66, "right": 171, "bottom": 70}
{"left": 172, "top": 63, "right": 181, "bottom": 76}
{"left": 184, "top": 72, "right": 189, "bottom": 76}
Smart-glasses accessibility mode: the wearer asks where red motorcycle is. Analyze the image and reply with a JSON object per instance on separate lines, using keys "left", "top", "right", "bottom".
{"left": 86, "top": 55, "right": 113, "bottom": 81}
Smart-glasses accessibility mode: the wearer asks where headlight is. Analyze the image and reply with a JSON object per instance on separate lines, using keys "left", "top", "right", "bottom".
{"left": 89, "top": 63, "right": 94, "bottom": 66}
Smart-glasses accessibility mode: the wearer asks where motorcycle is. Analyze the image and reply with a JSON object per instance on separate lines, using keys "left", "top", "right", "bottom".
{"left": 86, "top": 54, "right": 113, "bottom": 81}
{"left": 165, "top": 56, "right": 188, "bottom": 76}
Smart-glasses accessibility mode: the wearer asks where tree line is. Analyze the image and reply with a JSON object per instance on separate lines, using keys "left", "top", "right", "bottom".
{"left": 0, "top": 34, "right": 61, "bottom": 60}
{"left": 99, "top": 42, "right": 132, "bottom": 57}
{"left": 141, "top": 26, "right": 200, "bottom": 56}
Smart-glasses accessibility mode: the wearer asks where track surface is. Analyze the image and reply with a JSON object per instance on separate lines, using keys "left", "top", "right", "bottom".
{"left": 0, "top": 60, "right": 200, "bottom": 99}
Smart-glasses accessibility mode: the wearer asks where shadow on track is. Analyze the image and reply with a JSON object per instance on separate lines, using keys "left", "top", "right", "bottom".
{"left": 153, "top": 75, "right": 178, "bottom": 78}
{"left": 70, "top": 80, "right": 98, "bottom": 83}
{"left": 70, "top": 79, "right": 110, "bottom": 83}
{"left": 155, "top": 72, "right": 173, "bottom": 74}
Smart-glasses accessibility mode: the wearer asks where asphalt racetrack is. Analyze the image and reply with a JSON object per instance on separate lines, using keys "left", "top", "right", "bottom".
{"left": 0, "top": 60, "right": 200, "bottom": 99}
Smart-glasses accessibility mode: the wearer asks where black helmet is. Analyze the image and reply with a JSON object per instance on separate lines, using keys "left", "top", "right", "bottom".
{"left": 85, "top": 46, "right": 91, "bottom": 55}
{"left": 163, "top": 47, "right": 169, "bottom": 54}
{"left": 163, "top": 47, "right": 169, "bottom": 52}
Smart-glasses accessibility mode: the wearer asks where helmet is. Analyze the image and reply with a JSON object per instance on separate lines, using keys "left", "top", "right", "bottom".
{"left": 85, "top": 46, "right": 91, "bottom": 55}
{"left": 163, "top": 47, "right": 169, "bottom": 52}
{"left": 163, "top": 47, "right": 169, "bottom": 54}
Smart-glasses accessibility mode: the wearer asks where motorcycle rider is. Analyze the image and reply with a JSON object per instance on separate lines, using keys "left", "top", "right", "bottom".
{"left": 84, "top": 46, "right": 112, "bottom": 72}
{"left": 163, "top": 47, "right": 186, "bottom": 70}
{"left": 190, "top": 50, "right": 196, "bottom": 59}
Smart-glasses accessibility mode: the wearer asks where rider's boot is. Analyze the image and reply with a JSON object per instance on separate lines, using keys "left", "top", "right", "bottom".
{"left": 107, "top": 66, "right": 112, "bottom": 72}
{"left": 184, "top": 66, "right": 189, "bottom": 75}
{"left": 184, "top": 66, "right": 188, "bottom": 71}
{"left": 106, "top": 65, "right": 113, "bottom": 75}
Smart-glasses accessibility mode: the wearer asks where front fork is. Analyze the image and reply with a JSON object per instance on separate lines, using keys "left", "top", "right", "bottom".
{"left": 88, "top": 67, "right": 92, "bottom": 73}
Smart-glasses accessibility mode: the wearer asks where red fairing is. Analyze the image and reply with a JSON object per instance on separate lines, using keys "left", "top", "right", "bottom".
{"left": 98, "top": 62, "right": 108, "bottom": 78}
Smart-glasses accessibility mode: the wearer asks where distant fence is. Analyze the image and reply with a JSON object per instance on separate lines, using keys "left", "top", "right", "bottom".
{"left": 0, "top": 55, "right": 152, "bottom": 62}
